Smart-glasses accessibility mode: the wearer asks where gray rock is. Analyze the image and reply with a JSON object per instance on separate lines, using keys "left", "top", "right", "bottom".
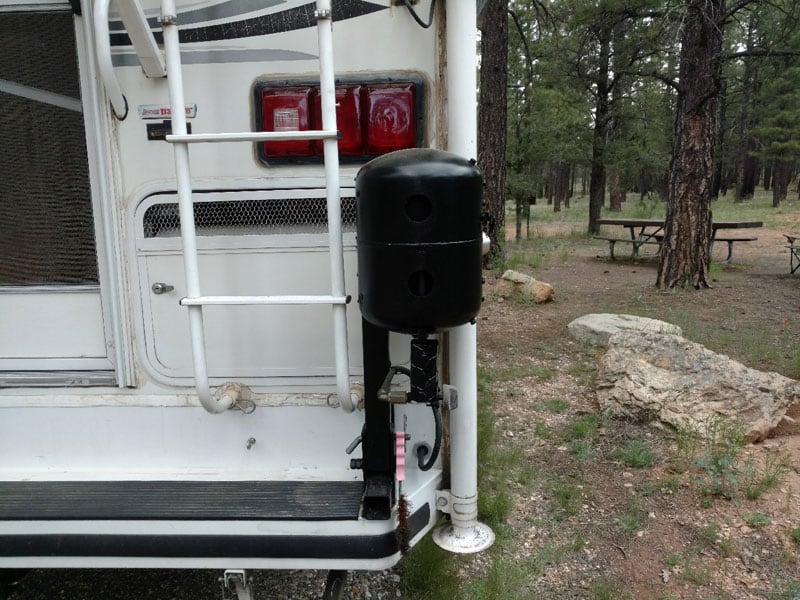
{"left": 498, "top": 270, "right": 554, "bottom": 303}
{"left": 567, "top": 313, "right": 682, "bottom": 346}
{"left": 597, "top": 330, "right": 800, "bottom": 442}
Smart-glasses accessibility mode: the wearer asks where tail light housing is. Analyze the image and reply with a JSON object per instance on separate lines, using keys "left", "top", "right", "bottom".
{"left": 365, "top": 83, "right": 416, "bottom": 155}
{"left": 313, "top": 85, "right": 363, "bottom": 156}
{"left": 256, "top": 79, "right": 421, "bottom": 163}
{"left": 260, "top": 87, "right": 315, "bottom": 157}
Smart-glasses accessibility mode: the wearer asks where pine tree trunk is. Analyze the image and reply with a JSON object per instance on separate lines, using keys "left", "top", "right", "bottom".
{"left": 609, "top": 172, "right": 624, "bottom": 211}
{"left": 657, "top": 0, "right": 723, "bottom": 289}
{"left": 588, "top": 27, "right": 611, "bottom": 235}
{"left": 763, "top": 160, "right": 773, "bottom": 191}
{"left": 773, "top": 160, "right": 791, "bottom": 207}
{"left": 477, "top": 0, "right": 508, "bottom": 266}
{"left": 711, "top": 79, "right": 727, "bottom": 199}
{"left": 734, "top": 16, "right": 756, "bottom": 203}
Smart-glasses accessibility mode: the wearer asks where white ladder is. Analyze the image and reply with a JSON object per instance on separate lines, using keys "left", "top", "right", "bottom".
{"left": 161, "top": 0, "right": 354, "bottom": 413}
{"left": 97, "top": 0, "right": 355, "bottom": 413}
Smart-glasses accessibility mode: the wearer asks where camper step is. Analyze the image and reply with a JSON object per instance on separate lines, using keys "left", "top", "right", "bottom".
{"left": 0, "top": 480, "right": 363, "bottom": 521}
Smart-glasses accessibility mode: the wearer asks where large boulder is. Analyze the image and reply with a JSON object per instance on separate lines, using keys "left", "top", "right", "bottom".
{"left": 568, "top": 313, "right": 682, "bottom": 346}
{"left": 497, "top": 270, "right": 554, "bottom": 303}
{"left": 597, "top": 330, "right": 800, "bottom": 442}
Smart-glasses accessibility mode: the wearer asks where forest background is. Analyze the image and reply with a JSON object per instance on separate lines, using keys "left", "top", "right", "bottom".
{"left": 477, "top": 0, "right": 800, "bottom": 287}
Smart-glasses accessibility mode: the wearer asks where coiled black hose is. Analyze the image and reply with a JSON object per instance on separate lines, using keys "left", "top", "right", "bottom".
{"left": 416, "top": 401, "right": 442, "bottom": 471}
{"left": 401, "top": 0, "right": 436, "bottom": 29}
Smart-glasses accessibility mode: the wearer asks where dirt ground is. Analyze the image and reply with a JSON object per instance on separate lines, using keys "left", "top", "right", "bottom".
{"left": 473, "top": 214, "right": 800, "bottom": 599}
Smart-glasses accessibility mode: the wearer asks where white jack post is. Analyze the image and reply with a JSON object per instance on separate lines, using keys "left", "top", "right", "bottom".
{"left": 432, "top": 0, "right": 494, "bottom": 554}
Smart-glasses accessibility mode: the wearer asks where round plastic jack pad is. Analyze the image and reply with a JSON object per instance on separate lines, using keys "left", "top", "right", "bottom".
{"left": 432, "top": 521, "right": 495, "bottom": 554}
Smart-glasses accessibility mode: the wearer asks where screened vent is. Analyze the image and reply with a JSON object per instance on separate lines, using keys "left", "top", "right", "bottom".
{"left": 143, "top": 197, "right": 357, "bottom": 238}
{"left": 0, "top": 11, "right": 98, "bottom": 286}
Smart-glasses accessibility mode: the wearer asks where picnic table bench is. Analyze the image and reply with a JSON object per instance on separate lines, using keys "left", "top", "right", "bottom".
{"left": 594, "top": 218, "right": 761, "bottom": 263}
{"left": 592, "top": 235, "right": 661, "bottom": 260}
{"left": 711, "top": 235, "right": 759, "bottom": 263}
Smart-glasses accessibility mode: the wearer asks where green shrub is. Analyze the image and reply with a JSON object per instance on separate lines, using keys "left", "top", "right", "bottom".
{"left": 614, "top": 440, "right": 656, "bottom": 468}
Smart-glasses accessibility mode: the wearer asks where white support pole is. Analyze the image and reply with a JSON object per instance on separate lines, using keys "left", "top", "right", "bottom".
{"left": 316, "top": 0, "right": 355, "bottom": 413}
{"left": 433, "top": 0, "right": 494, "bottom": 554}
{"left": 161, "top": 0, "right": 232, "bottom": 414}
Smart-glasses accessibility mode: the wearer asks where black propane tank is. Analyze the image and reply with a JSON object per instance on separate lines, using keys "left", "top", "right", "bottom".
{"left": 355, "top": 148, "right": 483, "bottom": 334}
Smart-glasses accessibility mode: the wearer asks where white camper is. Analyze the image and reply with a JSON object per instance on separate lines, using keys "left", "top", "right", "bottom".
{"left": 0, "top": 0, "right": 492, "bottom": 597}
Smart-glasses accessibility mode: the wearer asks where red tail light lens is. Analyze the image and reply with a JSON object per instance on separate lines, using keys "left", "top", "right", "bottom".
{"left": 256, "top": 80, "right": 419, "bottom": 162}
{"left": 365, "top": 83, "right": 416, "bottom": 155}
{"left": 261, "top": 87, "right": 315, "bottom": 157}
{"left": 313, "top": 86, "right": 363, "bottom": 156}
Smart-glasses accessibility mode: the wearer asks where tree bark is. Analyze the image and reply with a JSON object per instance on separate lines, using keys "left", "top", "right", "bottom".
{"left": 478, "top": 0, "right": 508, "bottom": 266}
{"left": 734, "top": 16, "right": 757, "bottom": 202}
{"left": 773, "top": 160, "right": 792, "bottom": 207}
{"left": 711, "top": 79, "right": 727, "bottom": 199}
{"left": 588, "top": 26, "right": 612, "bottom": 235}
{"left": 609, "top": 173, "right": 625, "bottom": 211}
{"left": 657, "top": 0, "right": 724, "bottom": 290}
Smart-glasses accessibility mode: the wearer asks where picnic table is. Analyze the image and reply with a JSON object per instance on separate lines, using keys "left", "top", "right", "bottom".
{"left": 595, "top": 218, "right": 762, "bottom": 262}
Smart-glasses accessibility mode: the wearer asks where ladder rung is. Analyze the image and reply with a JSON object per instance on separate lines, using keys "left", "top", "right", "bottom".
{"left": 166, "top": 130, "right": 339, "bottom": 144}
{"left": 180, "top": 295, "right": 351, "bottom": 307}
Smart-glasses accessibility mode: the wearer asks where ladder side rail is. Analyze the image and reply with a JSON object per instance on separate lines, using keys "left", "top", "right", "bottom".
{"left": 161, "top": 0, "right": 232, "bottom": 413}
{"left": 93, "top": 0, "right": 128, "bottom": 119}
{"left": 316, "top": 0, "right": 355, "bottom": 413}
{"left": 114, "top": 0, "right": 167, "bottom": 78}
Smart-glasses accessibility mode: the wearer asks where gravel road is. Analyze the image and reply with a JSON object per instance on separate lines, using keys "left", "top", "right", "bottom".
{"left": 3, "top": 568, "right": 402, "bottom": 600}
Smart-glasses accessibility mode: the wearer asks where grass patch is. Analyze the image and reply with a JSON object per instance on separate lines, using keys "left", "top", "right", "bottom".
{"left": 569, "top": 413, "right": 602, "bottom": 439}
{"left": 467, "top": 555, "right": 528, "bottom": 600}
{"left": 741, "top": 453, "right": 791, "bottom": 500}
{"left": 683, "top": 564, "right": 712, "bottom": 586}
{"left": 790, "top": 525, "right": 800, "bottom": 546}
{"left": 590, "top": 580, "right": 633, "bottom": 600}
{"left": 694, "top": 416, "right": 746, "bottom": 501}
{"left": 494, "top": 363, "right": 554, "bottom": 381}
{"left": 400, "top": 535, "right": 461, "bottom": 600}
{"left": 616, "top": 512, "right": 642, "bottom": 536}
{"left": 570, "top": 439, "right": 594, "bottom": 459}
{"left": 675, "top": 416, "right": 792, "bottom": 505}
{"left": 744, "top": 511, "right": 771, "bottom": 528}
{"left": 614, "top": 440, "right": 656, "bottom": 468}
{"left": 549, "top": 479, "right": 584, "bottom": 521}
{"left": 533, "top": 420, "right": 554, "bottom": 439}
{"left": 696, "top": 521, "right": 722, "bottom": 548}
{"left": 567, "top": 358, "right": 598, "bottom": 388}
{"left": 769, "top": 579, "right": 800, "bottom": 600}
{"left": 539, "top": 397, "right": 570, "bottom": 413}
{"left": 664, "top": 551, "right": 684, "bottom": 567}
{"left": 528, "top": 537, "right": 586, "bottom": 577}
{"left": 564, "top": 413, "right": 603, "bottom": 460}
{"left": 669, "top": 425, "right": 703, "bottom": 474}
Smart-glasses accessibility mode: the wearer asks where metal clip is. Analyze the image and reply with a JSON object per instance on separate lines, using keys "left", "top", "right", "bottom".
{"left": 441, "top": 384, "right": 458, "bottom": 410}
{"left": 215, "top": 382, "right": 257, "bottom": 414}
{"left": 345, "top": 435, "right": 362, "bottom": 455}
{"left": 221, "top": 569, "right": 252, "bottom": 600}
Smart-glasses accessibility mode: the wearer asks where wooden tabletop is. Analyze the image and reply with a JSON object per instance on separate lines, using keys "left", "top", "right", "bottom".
{"left": 711, "top": 220, "right": 763, "bottom": 229}
{"left": 596, "top": 218, "right": 663, "bottom": 227}
{"left": 596, "top": 218, "right": 762, "bottom": 229}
